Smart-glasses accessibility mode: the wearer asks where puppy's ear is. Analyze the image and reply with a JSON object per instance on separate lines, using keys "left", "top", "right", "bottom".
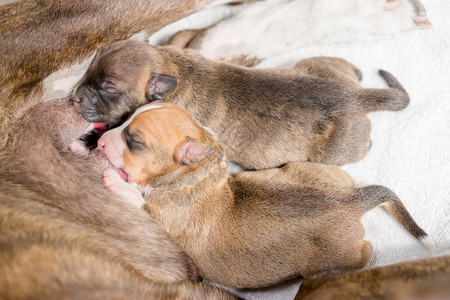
{"left": 146, "top": 73, "right": 179, "bottom": 101}
{"left": 174, "top": 137, "right": 214, "bottom": 165}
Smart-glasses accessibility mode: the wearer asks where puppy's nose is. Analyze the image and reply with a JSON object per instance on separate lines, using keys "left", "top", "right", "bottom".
{"left": 97, "top": 138, "right": 106, "bottom": 151}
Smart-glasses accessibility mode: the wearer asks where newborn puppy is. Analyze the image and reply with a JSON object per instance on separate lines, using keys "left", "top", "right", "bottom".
{"left": 73, "top": 40, "right": 409, "bottom": 169}
{"left": 296, "top": 255, "right": 450, "bottom": 300}
{"left": 97, "top": 102, "right": 433, "bottom": 289}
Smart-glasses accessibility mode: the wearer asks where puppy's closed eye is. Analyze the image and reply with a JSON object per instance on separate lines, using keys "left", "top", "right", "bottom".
{"left": 101, "top": 80, "right": 118, "bottom": 93}
{"left": 99, "top": 80, "right": 124, "bottom": 98}
{"left": 99, "top": 88, "right": 123, "bottom": 99}
{"left": 124, "top": 128, "right": 146, "bottom": 152}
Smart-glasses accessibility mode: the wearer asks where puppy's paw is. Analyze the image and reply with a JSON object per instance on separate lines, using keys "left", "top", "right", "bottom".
{"left": 103, "top": 168, "right": 145, "bottom": 207}
{"left": 102, "top": 168, "right": 125, "bottom": 193}
{"left": 413, "top": 15, "right": 432, "bottom": 28}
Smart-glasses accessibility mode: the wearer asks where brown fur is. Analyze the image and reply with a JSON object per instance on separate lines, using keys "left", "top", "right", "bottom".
{"left": 74, "top": 40, "right": 409, "bottom": 169}
{"left": 296, "top": 255, "right": 450, "bottom": 300}
{"left": 166, "top": 28, "right": 209, "bottom": 49}
{"left": 0, "top": 99, "right": 235, "bottom": 299}
{"left": 0, "top": 0, "right": 243, "bottom": 298}
{"left": 99, "top": 103, "right": 429, "bottom": 289}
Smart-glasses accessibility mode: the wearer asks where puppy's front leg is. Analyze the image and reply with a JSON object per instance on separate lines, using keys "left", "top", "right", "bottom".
{"left": 103, "top": 168, "right": 145, "bottom": 207}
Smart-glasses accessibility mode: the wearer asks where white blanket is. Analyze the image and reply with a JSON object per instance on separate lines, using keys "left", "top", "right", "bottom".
{"left": 150, "top": 1, "right": 450, "bottom": 298}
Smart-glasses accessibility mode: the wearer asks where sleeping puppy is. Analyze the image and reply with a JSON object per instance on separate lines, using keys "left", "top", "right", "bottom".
{"left": 0, "top": 99, "right": 237, "bottom": 299}
{"left": 97, "top": 102, "right": 433, "bottom": 289}
{"left": 72, "top": 40, "right": 409, "bottom": 169}
{"left": 296, "top": 255, "right": 450, "bottom": 300}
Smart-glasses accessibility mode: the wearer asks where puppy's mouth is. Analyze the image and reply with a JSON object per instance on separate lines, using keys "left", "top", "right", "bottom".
{"left": 119, "top": 169, "right": 129, "bottom": 182}
{"left": 93, "top": 123, "right": 109, "bottom": 136}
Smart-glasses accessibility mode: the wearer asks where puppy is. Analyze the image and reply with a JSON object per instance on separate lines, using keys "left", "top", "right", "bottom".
{"left": 0, "top": 99, "right": 236, "bottom": 299}
{"left": 97, "top": 102, "right": 433, "bottom": 289}
{"left": 73, "top": 40, "right": 409, "bottom": 169}
{"left": 0, "top": 0, "right": 225, "bottom": 147}
{"left": 296, "top": 255, "right": 450, "bottom": 300}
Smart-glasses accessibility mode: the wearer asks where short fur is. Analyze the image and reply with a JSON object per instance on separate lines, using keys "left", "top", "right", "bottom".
{"left": 99, "top": 103, "right": 431, "bottom": 289}
{"left": 74, "top": 40, "right": 410, "bottom": 169}
{"left": 0, "top": 99, "right": 235, "bottom": 299}
{"left": 0, "top": 0, "right": 219, "bottom": 147}
{"left": 296, "top": 255, "right": 450, "bottom": 300}
{"left": 0, "top": 0, "right": 241, "bottom": 298}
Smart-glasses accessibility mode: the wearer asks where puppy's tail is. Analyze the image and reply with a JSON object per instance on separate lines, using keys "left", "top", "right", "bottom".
{"left": 358, "top": 70, "right": 410, "bottom": 113}
{"left": 353, "top": 185, "right": 435, "bottom": 251}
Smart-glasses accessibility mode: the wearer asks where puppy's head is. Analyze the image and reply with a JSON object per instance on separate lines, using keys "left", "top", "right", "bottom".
{"left": 97, "top": 103, "right": 216, "bottom": 187}
{"left": 72, "top": 40, "right": 179, "bottom": 126}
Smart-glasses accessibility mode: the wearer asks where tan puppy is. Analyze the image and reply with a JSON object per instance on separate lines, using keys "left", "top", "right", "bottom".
{"left": 73, "top": 40, "right": 410, "bottom": 169}
{"left": 98, "top": 102, "right": 433, "bottom": 289}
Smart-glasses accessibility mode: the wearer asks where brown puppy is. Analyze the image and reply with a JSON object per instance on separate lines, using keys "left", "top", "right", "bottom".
{"left": 296, "top": 255, "right": 450, "bottom": 300}
{"left": 98, "top": 102, "right": 432, "bottom": 289}
{"left": 0, "top": 99, "right": 235, "bottom": 299}
{"left": 73, "top": 40, "right": 409, "bottom": 169}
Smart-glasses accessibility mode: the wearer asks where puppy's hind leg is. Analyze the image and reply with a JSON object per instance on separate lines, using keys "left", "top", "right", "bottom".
{"left": 293, "top": 57, "right": 362, "bottom": 84}
{"left": 359, "top": 241, "right": 373, "bottom": 269}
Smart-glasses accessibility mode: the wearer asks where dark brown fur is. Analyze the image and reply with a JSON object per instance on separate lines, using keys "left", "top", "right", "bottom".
{"left": 103, "top": 103, "right": 429, "bottom": 289}
{"left": 0, "top": 0, "right": 217, "bottom": 146}
{"left": 74, "top": 40, "right": 409, "bottom": 169}
{"left": 296, "top": 255, "right": 450, "bottom": 300}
